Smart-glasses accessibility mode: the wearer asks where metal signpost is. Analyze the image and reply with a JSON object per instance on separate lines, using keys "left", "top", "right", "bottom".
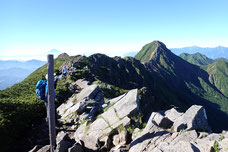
{"left": 47, "top": 54, "right": 56, "bottom": 152}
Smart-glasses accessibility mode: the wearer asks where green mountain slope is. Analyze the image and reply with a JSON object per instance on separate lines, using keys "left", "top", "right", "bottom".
{"left": 86, "top": 54, "right": 187, "bottom": 113}
{"left": 216, "top": 58, "right": 228, "bottom": 63}
{"left": 136, "top": 41, "right": 228, "bottom": 131}
{"left": 179, "top": 52, "right": 214, "bottom": 66}
{"left": 203, "top": 60, "right": 228, "bottom": 97}
{"left": 134, "top": 41, "right": 158, "bottom": 62}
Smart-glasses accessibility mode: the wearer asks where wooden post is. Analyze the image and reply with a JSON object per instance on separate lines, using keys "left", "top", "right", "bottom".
{"left": 47, "top": 54, "right": 56, "bottom": 152}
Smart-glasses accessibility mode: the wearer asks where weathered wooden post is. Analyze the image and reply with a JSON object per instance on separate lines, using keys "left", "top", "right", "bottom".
{"left": 47, "top": 54, "right": 56, "bottom": 152}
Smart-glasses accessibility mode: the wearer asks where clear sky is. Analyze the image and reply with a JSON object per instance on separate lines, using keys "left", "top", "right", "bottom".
{"left": 0, "top": 0, "right": 228, "bottom": 60}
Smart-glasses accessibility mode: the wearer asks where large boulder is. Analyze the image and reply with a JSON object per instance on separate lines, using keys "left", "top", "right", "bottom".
{"left": 151, "top": 112, "right": 173, "bottom": 129}
{"left": 102, "top": 93, "right": 127, "bottom": 109}
{"left": 74, "top": 89, "right": 139, "bottom": 151}
{"left": 37, "top": 145, "right": 50, "bottom": 152}
{"left": 130, "top": 130, "right": 199, "bottom": 152}
{"left": 95, "top": 89, "right": 139, "bottom": 128}
{"left": 171, "top": 141, "right": 200, "bottom": 152}
{"left": 224, "top": 131, "right": 228, "bottom": 138}
{"left": 112, "top": 130, "right": 128, "bottom": 146}
{"left": 219, "top": 138, "right": 228, "bottom": 152}
{"left": 130, "top": 112, "right": 163, "bottom": 144}
{"left": 68, "top": 143, "right": 84, "bottom": 152}
{"left": 76, "top": 84, "right": 100, "bottom": 101}
{"left": 129, "top": 131, "right": 170, "bottom": 152}
{"left": 194, "top": 138, "right": 214, "bottom": 152}
{"left": 129, "top": 112, "right": 166, "bottom": 152}
{"left": 113, "top": 89, "right": 139, "bottom": 118}
{"left": 204, "top": 133, "right": 221, "bottom": 141}
{"left": 171, "top": 130, "right": 198, "bottom": 145}
{"left": 173, "top": 105, "right": 210, "bottom": 132}
{"left": 75, "top": 118, "right": 110, "bottom": 150}
{"left": 57, "top": 83, "right": 104, "bottom": 123}
{"left": 75, "top": 116, "right": 131, "bottom": 151}
{"left": 109, "top": 93, "right": 126, "bottom": 105}
{"left": 57, "top": 96, "right": 75, "bottom": 116}
{"left": 164, "top": 108, "right": 183, "bottom": 122}
{"left": 56, "top": 131, "right": 72, "bottom": 152}
{"left": 109, "top": 104, "right": 227, "bottom": 152}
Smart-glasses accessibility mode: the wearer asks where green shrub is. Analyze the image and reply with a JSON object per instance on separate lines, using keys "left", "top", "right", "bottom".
{"left": 93, "top": 80, "right": 128, "bottom": 99}
{"left": 126, "top": 125, "right": 136, "bottom": 134}
{"left": 213, "top": 140, "right": 219, "bottom": 152}
{"left": 180, "top": 129, "right": 187, "bottom": 133}
{"left": 70, "top": 69, "right": 90, "bottom": 80}
{"left": 117, "top": 124, "right": 125, "bottom": 132}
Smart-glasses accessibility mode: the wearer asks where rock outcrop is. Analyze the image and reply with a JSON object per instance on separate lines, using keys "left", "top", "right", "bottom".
{"left": 173, "top": 105, "right": 211, "bottom": 132}
{"left": 129, "top": 105, "right": 225, "bottom": 152}
{"left": 57, "top": 79, "right": 104, "bottom": 124}
{"left": 57, "top": 53, "right": 70, "bottom": 60}
{"left": 30, "top": 79, "right": 228, "bottom": 152}
{"left": 74, "top": 89, "right": 139, "bottom": 151}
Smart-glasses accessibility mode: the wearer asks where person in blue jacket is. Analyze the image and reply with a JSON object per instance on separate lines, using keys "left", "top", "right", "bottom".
{"left": 62, "top": 66, "right": 68, "bottom": 78}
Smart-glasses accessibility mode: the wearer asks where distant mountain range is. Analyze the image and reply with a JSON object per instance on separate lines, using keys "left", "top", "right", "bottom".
{"left": 170, "top": 46, "right": 228, "bottom": 59}
{"left": 0, "top": 59, "right": 46, "bottom": 90}
{"left": 0, "top": 49, "right": 62, "bottom": 90}
{"left": 0, "top": 59, "right": 46, "bottom": 70}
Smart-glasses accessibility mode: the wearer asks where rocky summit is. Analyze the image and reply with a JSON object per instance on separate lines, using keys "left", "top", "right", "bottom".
{"left": 29, "top": 79, "right": 228, "bottom": 152}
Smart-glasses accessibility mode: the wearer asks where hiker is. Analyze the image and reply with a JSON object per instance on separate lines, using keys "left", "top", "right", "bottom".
{"left": 62, "top": 66, "right": 68, "bottom": 78}
{"left": 36, "top": 75, "right": 57, "bottom": 102}
{"left": 35, "top": 75, "right": 48, "bottom": 122}
{"left": 35, "top": 75, "right": 47, "bottom": 101}
{"left": 35, "top": 75, "right": 56, "bottom": 123}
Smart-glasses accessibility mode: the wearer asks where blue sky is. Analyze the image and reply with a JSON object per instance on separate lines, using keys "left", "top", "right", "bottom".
{"left": 0, "top": 0, "right": 228, "bottom": 60}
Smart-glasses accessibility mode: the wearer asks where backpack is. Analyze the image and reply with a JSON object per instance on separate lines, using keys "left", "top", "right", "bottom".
{"left": 36, "top": 80, "right": 47, "bottom": 100}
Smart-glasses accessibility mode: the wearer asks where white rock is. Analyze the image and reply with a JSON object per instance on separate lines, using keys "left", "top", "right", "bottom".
{"left": 165, "top": 108, "right": 183, "bottom": 122}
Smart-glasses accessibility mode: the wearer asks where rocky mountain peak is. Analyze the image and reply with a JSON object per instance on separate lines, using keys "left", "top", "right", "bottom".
{"left": 149, "top": 41, "right": 171, "bottom": 62}
{"left": 57, "top": 53, "right": 70, "bottom": 60}
{"left": 154, "top": 40, "right": 167, "bottom": 48}
{"left": 135, "top": 40, "right": 171, "bottom": 63}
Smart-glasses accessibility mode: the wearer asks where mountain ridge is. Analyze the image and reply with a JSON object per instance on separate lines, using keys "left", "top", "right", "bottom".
{"left": 0, "top": 41, "right": 228, "bottom": 151}
{"left": 179, "top": 52, "right": 214, "bottom": 66}
{"left": 171, "top": 46, "right": 228, "bottom": 59}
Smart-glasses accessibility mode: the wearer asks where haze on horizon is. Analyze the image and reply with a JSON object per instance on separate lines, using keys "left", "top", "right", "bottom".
{"left": 0, "top": 0, "right": 228, "bottom": 61}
